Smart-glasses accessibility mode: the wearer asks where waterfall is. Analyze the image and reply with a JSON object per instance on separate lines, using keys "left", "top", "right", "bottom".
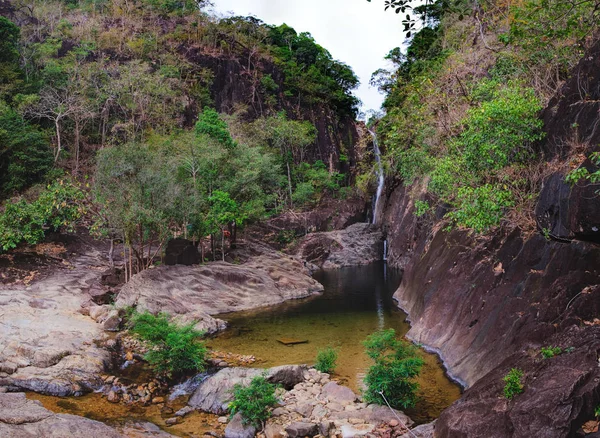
{"left": 370, "top": 130, "right": 384, "bottom": 225}
{"left": 383, "top": 239, "right": 388, "bottom": 262}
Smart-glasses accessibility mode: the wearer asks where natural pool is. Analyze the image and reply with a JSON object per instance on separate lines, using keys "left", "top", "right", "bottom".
{"left": 208, "top": 262, "right": 462, "bottom": 423}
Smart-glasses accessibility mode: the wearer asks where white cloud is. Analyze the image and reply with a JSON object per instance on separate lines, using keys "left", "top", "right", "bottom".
{"left": 209, "top": 0, "right": 405, "bottom": 113}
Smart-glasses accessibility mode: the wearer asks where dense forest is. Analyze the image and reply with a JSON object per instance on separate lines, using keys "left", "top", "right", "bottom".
{"left": 0, "top": 0, "right": 365, "bottom": 277}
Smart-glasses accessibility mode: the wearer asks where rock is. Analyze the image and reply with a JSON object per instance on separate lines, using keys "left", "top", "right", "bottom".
{"left": 174, "top": 406, "right": 194, "bottom": 417}
{"left": 102, "top": 309, "right": 121, "bottom": 331}
{"left": 293, "top": 402, "right": 314, "bottom": 417}
{"left": 218, "top": 416, "right": 229, "bottom": 424}
{"left": 295, "top": 223, "right": 383, "bottom": 269}
{"left": 340, "top": 424, "right": 374, "bottom": 438}
{"left": 264, "top": 423, "right": 285, "bottom": 438}
{"left": 397, "top": 421, "right": 435, "bottom": 438}
{"left": 319, "top": 421, "right": 335, "bottom": 437}
{"left": 152, "top": 397, "right": 165, "bottom": 404}
{"left": 165, "top": 417, "right": 180, "bottom": 426}
{"left": 114, "top": 250, "right": 323, "bottom": 334}
{"left": 330, "top": 405, "right": 412, "bottom": 428}
{"left": 164, "top": 238, "right": 200, "bottom": 266}
{"left": 272, "top": 408, "right": 288, "bottom": 417}
{"left": 107, "top": 390, "right": 119, "bottom": 403}
{"left": 189, "top": 365, "right": 306, "bottom": 414}
{"left": 225, "top": 413, "right": 257, "bottom": 438}
{"left": 0, "top": 393, "right": 121, "bottom": 437}
{"left": 285, "top": 422, "right": 318, "bottom": 438}
{"left": 0, "top": 251, "right": 110, "bottom": 396}
{"left": 389, "top": 420, "right": 399, "bottom": 427}
{"left": 321, "top": 382, "right": 356, "bottom": 404}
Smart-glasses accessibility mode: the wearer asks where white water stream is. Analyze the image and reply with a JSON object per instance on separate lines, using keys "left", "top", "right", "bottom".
{"left": 370, "top": 130, "right": 384, "bottom": 225}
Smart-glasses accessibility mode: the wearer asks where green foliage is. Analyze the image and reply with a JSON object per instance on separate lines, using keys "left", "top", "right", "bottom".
{"left": 540, "top": 346, "right": 562, "bottom": 359}
{"left": 0, "top": 179, "right": 85, "bottom": 252}
{"left": 446, "top": 185, "right": 514, "bottom": 232}
{"left": 228, "top": 374, "right": 278, "bottom": 427}
{"left": 315, "top": 346, "right": 338, "bottom": 373}
{"left": 0, "top": 102, "right": 53, "bottom": 197}
{"left": 195, "top": 108, "right": 236, "bottom": 149}
{"left": 0, "top": 17, "right": 22, "bottom": 99}
{"left": 595, "top": 405, "right": 600, "bottom": 419}
{"left": 503, "top": 368, "right": 524, "bottom": 399}
{"left": 362, "top": 329, "right": 424, "bottom": 410}
{"left": 129, "top": 311, "right": 207, "bottom": 376}
{"left": 414, "top": 200, "right": 432, "bottom": 217}
{"left": 566, "top": 152, "right": 600, "bottom": 192}
{"left": 456, "top": 82, "right": 544, "bottom": 172}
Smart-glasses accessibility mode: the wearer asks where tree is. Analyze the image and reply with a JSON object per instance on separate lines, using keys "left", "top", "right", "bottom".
{"left": 208, "top": 190, "right": 243, "bottom": 261}
{"left": 0, "top": 17, "right": 23, "bottom": 100}
{"left": 0, "top": 101, "right": 53, "bottom": 197}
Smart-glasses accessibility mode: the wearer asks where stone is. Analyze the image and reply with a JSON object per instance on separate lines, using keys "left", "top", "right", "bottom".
{"left": 277, "top": 338, "right": 309, "bottom": 345}
{"left": 174, "top": 406, "right": 194, "bottom": 417}
{"left": 0, "top": 393, "right": 121, "bottom": 437}
{"left": 389, "top": 420, "right": 399, "bottom": 427}
{"left": 319, "top": 421, "right": 335, "bottom": 437}
{"left": 321, "top": 382, "right": 356, "bottom": 404}
{"left": 218, "top": 416, "right": 229, "bottom": 424}
{"left": 107, "top": 390, "right": 119, "bottom": 403}
{"left": 264, "top": 423, "right": 285, "bottom": 438}
{"left": 397, "top": 421, "right": 435, "bottom": 438}
{"left": 285, "top": 422, "right": 318, "bottom": 438}
{"left": 102, "top": 309, "right": 121, "bottom": 331}
{"left": 164, "top": 238, "right": 200, "bottom": 266}
{"left": 188, "top": 365, "right": 306, "bottom": 414}
{"left": 165, "top": 417, "right": 180, "bottom": 425}
{"left": 293, "top": 402, "right": 314, "bottom": 417}
{"left": 152, "top": 397, "right": 165, "bottom": 404}
{"left": 115, "top": 250, "right": 323, "bottom": 334}
{"left": 272, "top": 408, "right": 288, "bottom": 417}
{"left": 340, "top": 424, "right": 374, "bottom": 438}
{"left": 225, "top": 413, "right": 257, "bottom": 438}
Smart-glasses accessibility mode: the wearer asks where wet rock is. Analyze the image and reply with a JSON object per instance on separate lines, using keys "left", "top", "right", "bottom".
{"left": 224, "top": 413, "right": 257, "bottom": 438}
{"left": 0, "top": 393, "right": 121, "bottom": 437}
{"left": 285, "top": 421, "right": 318, "bottom": 438}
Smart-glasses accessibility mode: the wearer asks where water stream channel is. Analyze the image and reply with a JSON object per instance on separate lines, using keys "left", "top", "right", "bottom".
{"left": 29, "top": 263, "right": 461, "bottom": 434}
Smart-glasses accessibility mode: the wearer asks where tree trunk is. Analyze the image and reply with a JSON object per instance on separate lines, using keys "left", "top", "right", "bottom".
{"left": 54, "top": 118, "right": 62, "bottom": 162}
{"left": 74, "top": 118, "right": 80, "bottom": 172}
{"left": 286, "top": 161, "right": 293, "bottom": 208}
{"left": 221, "top": 229, "right": 225, "bottom": 262}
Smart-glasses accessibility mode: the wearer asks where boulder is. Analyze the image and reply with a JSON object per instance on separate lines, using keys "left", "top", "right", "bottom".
{"left": 188, "top": 365, "right": 307, "bottom": 414}
{"left": 115, "top": 251, "right": 323, "bottom": 334}
{"left": 164, "top": 238, "right": 200, "bottom": 266}
{"left": 224, "top": 413, "right": 257, "bottom": 438}
{"left": 295, "top": 223, "right": 383, "bottom": 269}
{"left": 321, "top": 382, "right": 357, "bottom": 404}
{"left": 285, "top": 422, "right": 318, "bottom": 438}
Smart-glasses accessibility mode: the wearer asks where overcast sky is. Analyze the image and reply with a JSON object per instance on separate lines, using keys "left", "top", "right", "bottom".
{"left": 209, "top": 0, "right": 405, "bottom": 114}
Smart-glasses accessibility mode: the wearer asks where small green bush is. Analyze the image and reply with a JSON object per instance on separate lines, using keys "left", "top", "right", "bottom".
{"left": 503, "top": 368, "right": 524, "bottom": 399}
{"left": 445, "top": 184, "right": 514, "bottom": 232}
{"left": 129, "top": 311, "right": 207, "bottom": 377}
{"left": 362, "top": 329, "right": 424, "bottom": 410}
{"left": 540, "top": 346, "right": 562, "bottom": 359}
{"left": 229, "top": 374, "right": 278, "bottom": 427}
{"left": 315, "top": 346, "right": 338, "bottom": 373}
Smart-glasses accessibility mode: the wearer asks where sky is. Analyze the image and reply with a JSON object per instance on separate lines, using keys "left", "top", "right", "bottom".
{"left": 209, "top": 0, "right": 406, "bottom": 114}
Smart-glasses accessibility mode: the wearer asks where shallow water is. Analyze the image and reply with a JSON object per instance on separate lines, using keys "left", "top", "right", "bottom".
{"left": 208, "top": 263, "right": 461, "bottom": 422}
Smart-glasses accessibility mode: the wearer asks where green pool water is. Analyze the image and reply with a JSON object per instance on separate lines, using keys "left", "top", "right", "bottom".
{"left": 207, "top": 262, "right": 462, "bottom": 423}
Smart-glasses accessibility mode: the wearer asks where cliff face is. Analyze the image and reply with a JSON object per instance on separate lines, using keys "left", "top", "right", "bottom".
{"left": 182, "top": 48, "right": 361, "bottom": 174}
{"left": 381, "top": 41, "right": 600, "bottom": 438}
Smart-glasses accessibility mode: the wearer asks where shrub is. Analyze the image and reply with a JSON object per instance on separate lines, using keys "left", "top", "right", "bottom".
{"left": 315, "top": 346, "right": 338, "bottom": 373}
{"left": 362, "top": 329, "right": 424, "bottom": 410}
{"left": 228, "top": 374, "right": 278, "bottom": 427}
{"left": 503, "top": 368, "right": 524, "bottom": 399}
{"left": 540, "top": 346, "right": 562, "bottom": 359}
{"left": 445, "top": 184, "right": 514, "bottom": 232}
{"left": 129, "top": 311, "right": 207, "bottom": 377}
{"left": 0, "top": 179, "right": 85, "bottom": 252}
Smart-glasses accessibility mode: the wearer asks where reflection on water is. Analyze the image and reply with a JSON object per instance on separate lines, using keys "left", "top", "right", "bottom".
{"left": 209, "top": 263, "right": 461, "bottom": 422}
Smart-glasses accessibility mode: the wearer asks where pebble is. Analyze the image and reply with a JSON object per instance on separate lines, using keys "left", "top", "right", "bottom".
{"left": 165, "top": 417, "right": 179, "bottom": 426}
{"left": 218, "top": 416, "right": 228, "bottom": 424}
{"left": 389, "top": 420, "right": 399, "bottom": 427}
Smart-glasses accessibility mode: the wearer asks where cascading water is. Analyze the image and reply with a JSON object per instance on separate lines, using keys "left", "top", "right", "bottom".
{"left": 370, "top": 130, "right": 384, "bottom": 225}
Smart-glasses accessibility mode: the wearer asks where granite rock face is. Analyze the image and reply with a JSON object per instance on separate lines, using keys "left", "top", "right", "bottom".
{"left": 115, "top": 249, "right": 323, "bottom": 334}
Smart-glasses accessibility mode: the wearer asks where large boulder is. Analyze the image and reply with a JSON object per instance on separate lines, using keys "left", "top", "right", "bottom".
{"left": 224, "top": 413, "right": 257, "bottom": 438}
{"left": 188, "top": 365, "right": 307, "bottom": 414}
{"left": 295, "top": 223, "right": 383, "bottom": 269}
{"left": 164, "top": 238, "right": 200, "bottom": 266}
{"left": 115, "top": 250, "right": 323, "bottom": 334}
